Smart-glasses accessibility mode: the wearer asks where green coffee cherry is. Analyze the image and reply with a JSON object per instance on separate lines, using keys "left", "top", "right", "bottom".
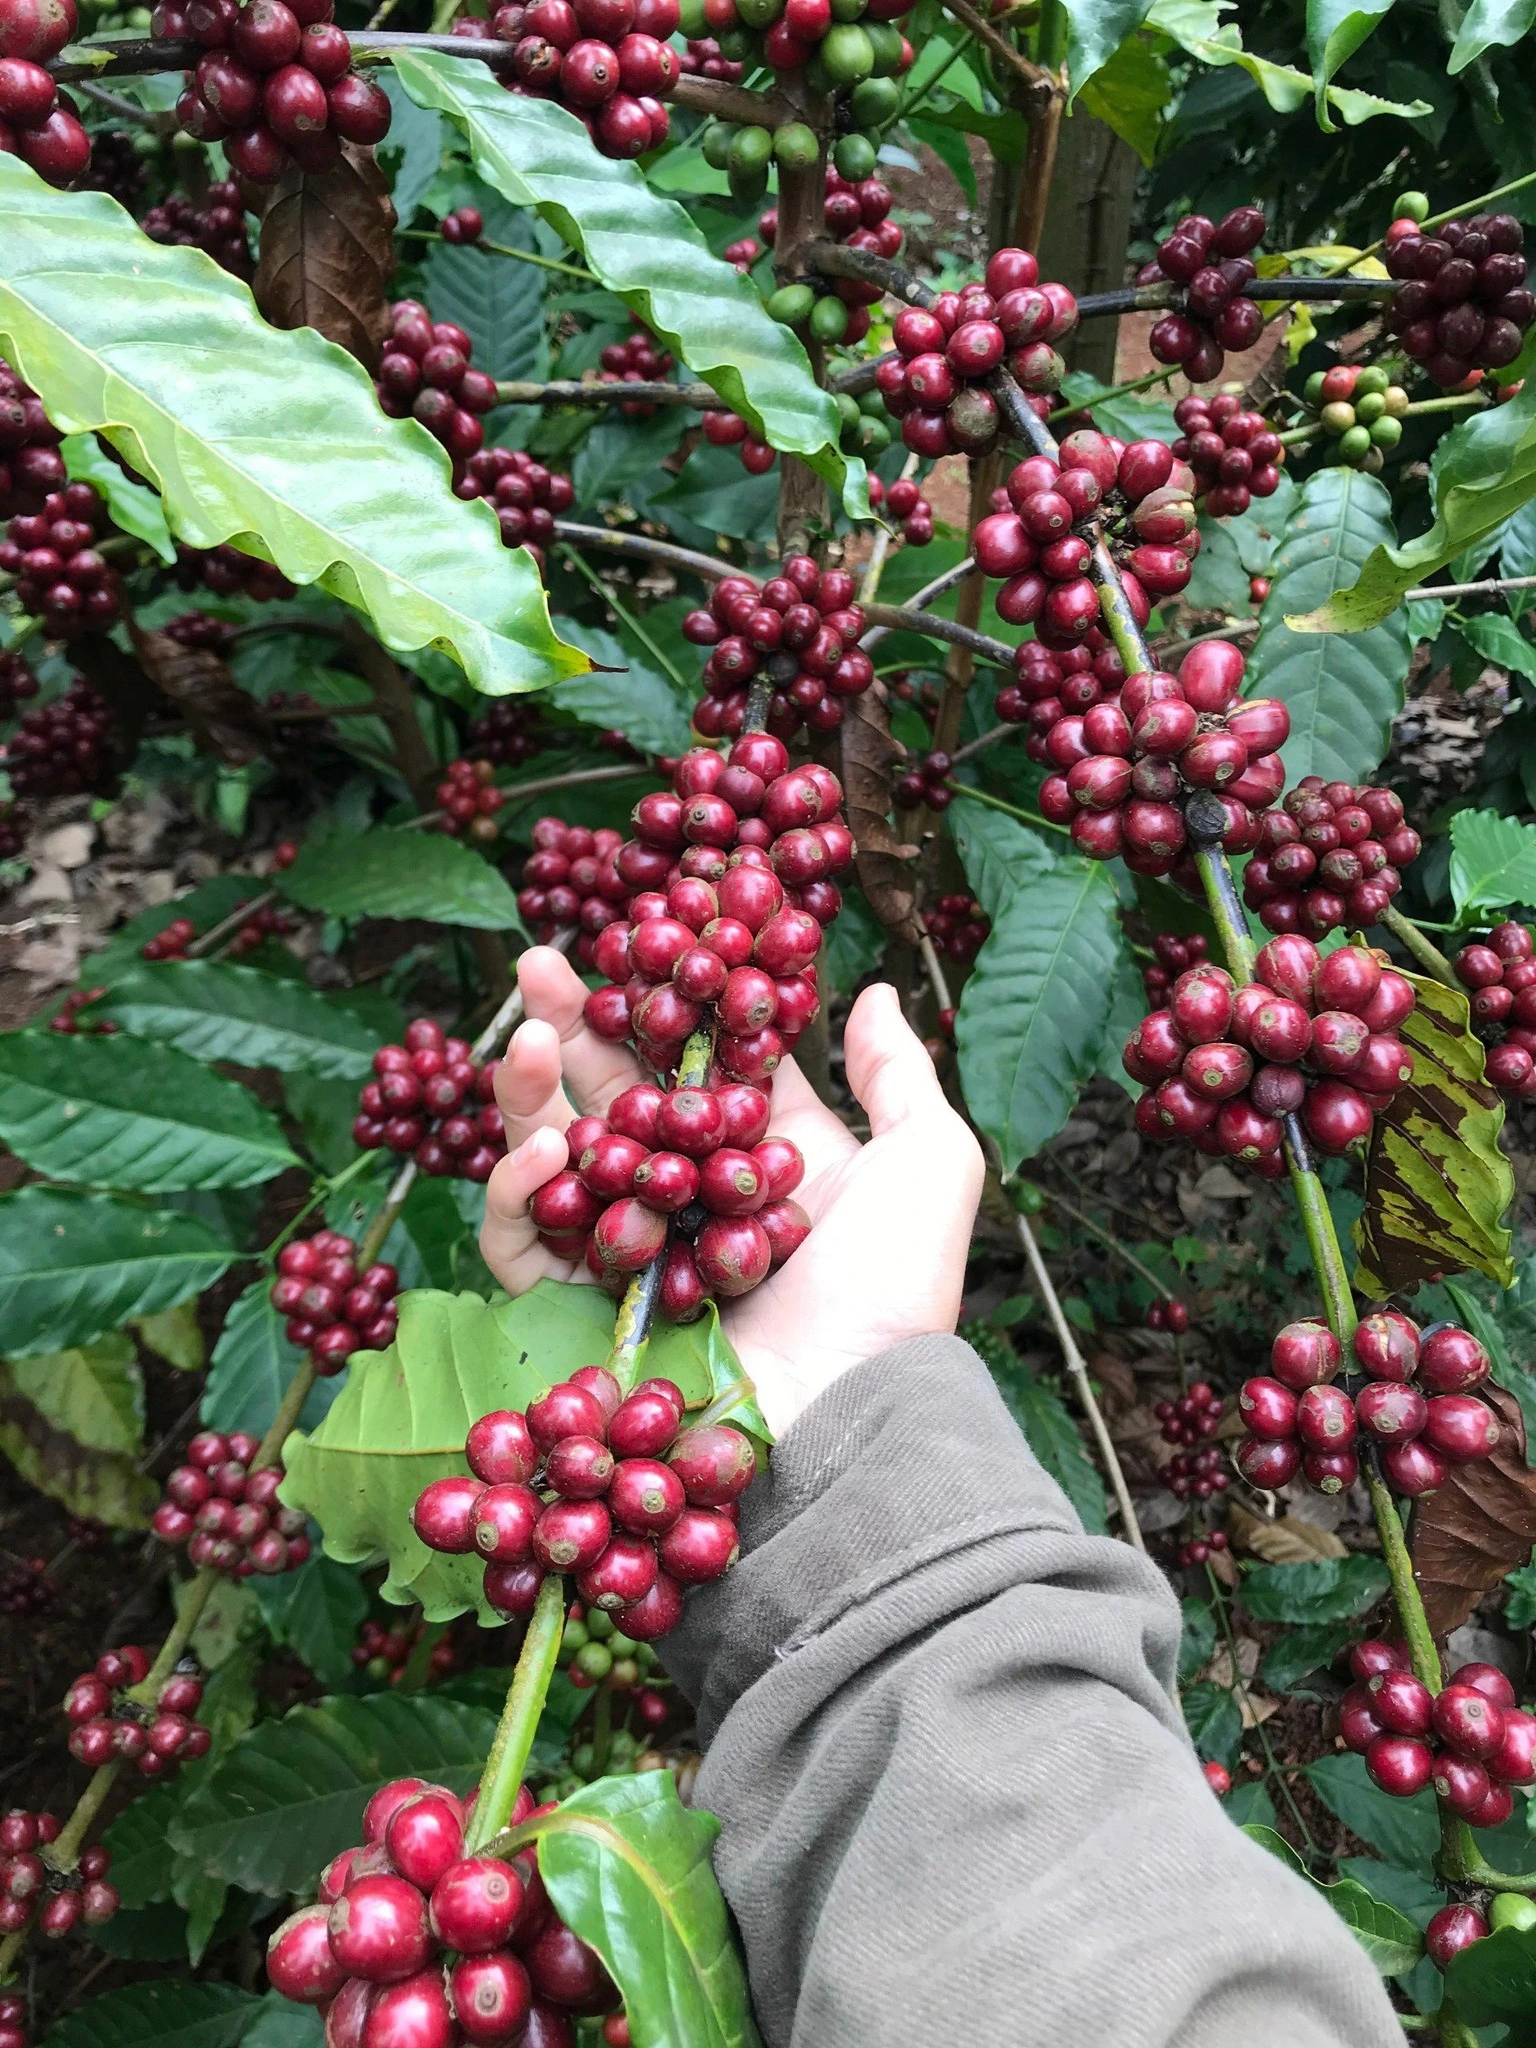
{"left": 1492, "top": 1895, "right": 1536, "bottom": 1933}
{"left": 609, "top": 1730, "right": 639, "bottom": 1762}
{"left": 677, "top": 0, "right": 708, "bottom": 33}
{"left": 1354, "top": 390, "right": 1386, "bottom": 424}
{"left": 767, "top": 281, "right": 816, "bottom": 325}
{"left": 576, "top": 1641, "right": 614, "bottom": 1680}
{"left": 855, "top": 415, "right": 890, "bottom": 453}
{"left": 833, "top": 130, "right": 879, "bottom": 180}
{"left": 1368, "top": 413, "right": 1402, "bottom": 449}
{"left": 1354, "top": 365, "right": 1390, "bottom": 397}
{"left": 850, "top": 74, "right": 899, "bottom": 124}
{"left": 1338, "top": 423, "right": 1372, "bottom": 462}
{"left": 830, "top": 0, "right": 865, "bottom": 18}
{"left": 607, "top": 1628, "right": 639, "bottom": 1656}
{"left": 717, "top": 24, "right": 751, "bottom": 56}
{"left": 561, "top": 1618, "right": 590, "bottom": 1654}
{"left": 572, "top": 1741, "right": 596, "bottom": 1778}
{"left": 1383, "top": 384, "right": 1410, "bottom": 417}
{"left": 701, "top": 121, "right": 736, "bottom": 170}
{"left": 865, "top": 20, "right": 904, "bottom": 70}
{"left": 1320, "top": 400, "right": 1356, "bottom": 436}
{"left": 586, "top": 1607, "right": 615, "bottom": 1641}
{"left": 729, "top": 162, "right": 769, "bottom": 203}
{"left": 634, "top": 1642, "right": 656, "bottom": 1670}
{"left": 811, "top": 294, "right": 850, "bottom": 344}
{"left": 608, "top": 1657, "right": 641, "bottom": 1690}
{"left": 823, "top": 22, "right": 875, "bottom": 82}
{"left": 835, "top": 391, "right": 861, "bottom": 429}
{"left": 1304, "top": 369, "right": 1327, "bottom": 408}
{"left": 1393, "top": 189, "right": 1430, "bottom": 223}
{"left": 857, "top": 386, "right": 886, "bottom": 418}
{"left": 726, "top": 124, "right": 774, "bottom": 169}
{"left": 773, "top": 120, "right": 819, "bottom": 168}
{"left": 738, "top": 0, "right": 782, "bottom": 23}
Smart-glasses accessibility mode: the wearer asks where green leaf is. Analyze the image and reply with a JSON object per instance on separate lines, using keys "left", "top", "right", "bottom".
{"left": 818, "top": 883, "right": 885, "bottom": 998}
{"left": 378, "top": 69, "right": 447, "bottom": 224}
{"left": 132, "top": 1301, "right": 205, "bottom": 1372}
{"left": 1247, "top": 469, "right": 1412, "bottom": 786}
{"left": 1077, "top": 29, "right": 1172, "bottom": 162}
{"left": 1353, "top": 969, "right": 1515, "bottom": 1295}
{"left": 1064, "top": 0, "right": 1154, "bottom": 98}
{"left": 0, "top": 1335, "right": 159, "bottom": 1528}
{"left": 1182, "top": 512, "right": 1252, "bottom": 613}
{"left": 549, "top": 614, "right": 694, "bottom": 757}
{"left": 1260, "top": 1620, "right": 1364, "bottom": 1692}
{"left": 1222, "top": 1781, "right": 1275, "bottom": 1828}
{"left": 1456, "top": 610, "right": 1536, "bottom": 688}
{"left": 0, "top": 1029, "right": 299, "bottom": 1190}
{"left": 1182, "top": 1680, "right": 1242, "bottom": 1767}
{"left": 1178, "top": 1596, "right": 1217, "bottom": 1684}
{"left": 275, "top": 827, "right": 523, "bottom": 932}
{"left": 1240, "top": 1556, "right": 1390, "bottom": 1623}
{"left": 948, "top": 793, "right": 1058, "bottom": 921}
{"left": 0, "top": 1187, "right": 236, "bottom": 1358}
{"left": 1146, "top": 0, "right": 1431, "bottom": 119}
{"left": 1450, "top": 807, "right": 1536, "bottom": 917}
{"left": 38, "top": 1982, "right": 261, "bottom": 2048}
{"left": 1306, "top": 0, "right": 1399, "bottom": 127}
{"left": 1245, "top": 1825, "right": 1423, "bottom": 1972}
{"left": 421, "top": 197, "right": 549, "bottom": 386}
{"left": 390, "top": 52, "right": 865, "bottom": 520}
{"left": 251, "top": 1554, "right": 368, "bottom": 1690}
{"left": 105, "top": 1776, "right": 198, "bottom": 1910}
{"left": 1294, "top": 332, "right": 1536, "bottom": 631}
{"left": 1446, "top": 1924, "right": 1536, "bottom": 2030}
{"left": 169, "top": 1692, "right": 499, "bottom": 1895}
{"left": 531, "top": 1774, "right": 760, "bottom": 2048}
{"left": 0, "top": 158, "right": 586, "bottom": 697}
{"left": 97, "top": 959, "right": 380, "bottom": 1079}
{"left": 651, "top": 442, "right": 779, "bottom": 546}
{"left": 62, "top": 431, "right": 175, "bottom": 562}
{"left": 203, "top": 1280, "right": 341, "bottom": 1441}
{"left": 1449, "top": 0, "right": 1536, "bottom": 72}
{"left": 991, "top": 1362, "right": 1108, "bottom": 1533}
{"left": 1305, "top": 1751, "right": 1438, "bottom": 1871}
{"left": 954, "top": 856, "right": 1124, "bottom": 1168}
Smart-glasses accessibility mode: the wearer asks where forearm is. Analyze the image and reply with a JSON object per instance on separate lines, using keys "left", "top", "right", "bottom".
{"left": 662, "top": 1335, "right": 1403, "bottom": 2048}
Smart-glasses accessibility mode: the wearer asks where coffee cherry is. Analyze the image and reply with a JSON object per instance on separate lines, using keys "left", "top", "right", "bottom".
{"left": 268, "top": 1903, "right": 348, "bottom": 2004}
{"left": 1426, "top": 1903, "right": 1489, "bottom": 1968}
{"left": 328, "top": 1874, "right": 433, "bottom": 1982}
{"left": 1365, "top": 1732, "right": 1433, "bottom": 1796}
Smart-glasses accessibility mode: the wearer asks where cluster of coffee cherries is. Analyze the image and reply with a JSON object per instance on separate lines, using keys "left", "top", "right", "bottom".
{"left": 413, "top": 1371, "right": 753, "bottom": 1636}
{"left": 677, "top": 29, "right": 740, "bottom": 78}
{"left": 876, "top": 250, "right": 1077, "bottom": 459}
{"left": 1298, "top": 364, "right": 1409, "bottom": 475}
{"left": 353, "top": 1617, "right": 457, "bottom": 1686}
{"left": 757, "top": 162, "right": 903, "bottom": 352}
{"left": 435, "top": 756, "right": 505, "bottom": 845}
{"left": 174, "top": 541, "right": 295, "bottom": 605}
{"left": 271, "top": 1229, "right": 402, "bottom": 1366}
{"left": 141, "top": 181, "right": 253, "bottom": 280}
{"left": 0, "top": 1813, "right": 117, "bottom": 1941}
{"left": 455, "top": 446, "right": 575, "bottom": 564}
{"left": 62, "top": 1647, "right": 210, "bottom": 1779}
{"left": 1344, "top": 1644, "right": 1534, "bottom": 1825}
{"left": 699, "top": 406, "right": 777, "bottom": 477}
{"left": 155, "top": 0, "right": 391, "bottom": 181}
{"left": 683, "top": 562, "right": 873, "bottom": 740}
{"left": 1141, "top": 207, "right": 1269, "bottom": 385}
{"left": 1169, "top": 393, "right": 1286, "bottom": 518}
{"left": 153, "top": 1428, "right": 312, "bottom": 1571}
{"left": 581, "top": 741, "right": 846, "bottom": 1076}
{"left": 868, "top": 473, "right": 934, "bottom": 547}
{"left": 353, "top": 1023, "right": 507, "bottom": 1185}
{"left": 224, "top": 899, "right": 297, "bottom": 958}
{"left": 1243, "top": 778, "right": 1420, "bottom": 937}
{"left": 1, "top": 480, "right": 125, "bottom": 637}
{"left": 441, "top": 204, "right": 483, "bottom": 244}
{"left": 0, "top": 1554, "right": 54, "bottom": 1616}
{"left": 1452, "top": 922, "right": 1536, "bottom": 1100}
{"left": 1235, "top": 1310, "right": 1498, "bottom": 1498}
{"left": 1037, "top": 641, "right": 1289, "bottom": 868}
{"left": 375, "top": 300, "right": 501, "bottom": 469}
{"left": 4, "top": 680, "right": 114, "bottom": 801}
{"left": 695, "top": 0, "right": 910, "bottom": 85}
{"left": 0, "top": 353, "right": 65, "bottom": 516}
{"left": 530, "top": 1079, "right": 810, "bottom": 1310}
{"left": 1158, "top": 1382, "right": 1230, "bottom": 1537}
{"left": 597, "top": 320, "right": 676, "bottom": 415}
{"left": 0, "top": 648, "right": 36, "bottom": 719}
{"left": 1385, "top": 210, "right": 1531, "bottom": 386}
{"left": 0, "top": 0, "right": 89, "bottom": 188}
{"left": 46, "top": 984, "right": 117, "bottom": 1035}
{"left": 516, "top": 818, "right": 631, "bottom": 968}
{"left": 1141, "top": 930, "right": 1210, "bottom": 1006}
{"left": 1128, "top": 937, "right": 1418, "bottom": 1172}
{"left": 923, "top": 893, "right": 991, "bottom": 964}
{"left": 468, "top": 697, "right": 545, "bottom": 769}
{"left": 892, "top": 744, "right": 955, "bottom": 811}
{"left": 267, "top": 1773, "right": 626, "bottom": 2042}
{"left": 485, "top": 0, "right": 677, "bottom": 159}
{"left": 561, "top": 1602, "right": 666, "bottom": 1718}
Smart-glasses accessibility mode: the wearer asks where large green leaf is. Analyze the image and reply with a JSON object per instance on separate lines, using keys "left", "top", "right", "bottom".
{"left": 1445, "top": 1923, "right": 1536, "bottom": 2035}
{"left": 1077, "top": 29, "right": 1172, "bottom": 161}
{"left": 170, "top": 1692, "right": 499, "bottom": 1896}
{"left": 390, "top": 52, "right": 866, "bottom": 518}
{"left": 1247, "top": 469, "right": 1411, "bottom": 785}
{"left": 1305, "top": 0, "right": 1398, "bottom": 126}
{"left": 948, "top": 793, "right": 1058, "bottom": 921}
{"left": 1246, "top": 1826, "right": 1423, "bottom": 1973}
{"left": 62, "top": 430, "right": 175, "bottom": 562}
{"left": 1238, "top": 1555, "right": 1390, "bottom": 1623}
{"left": 1064, "top": 0, "right": 1154, "bottom": 98}
{"left": 1449, "top": 807, "right": 1536, "bottom": 918}
{"left": 1304, "top": 1752, "right": 1438, "bottom": 1871}
{"left": 1353, "top": 970, "right": 1515, "bottom": 1295}
{"left": 1146, "top": 0, "right": 1430, "bottom": 120}
{"left": 0, "top": 1188, "right": 236, "bottom": 1357}
{"left": 549, "top": 614, "right": 695, "bottom": 758}
{"left": 1260, "top": 1620, "right": 1364, "bottom": 1693}
{"left": 203, "top": 1279, "right": 341, "bottom": 1441}
{"left": 281, "top": 1283, "right": 742, "bottom": 1622}
{"left": 420, "top": 194, "right": 550, "bottom": 386}
{"left": 0, "top": 158, "right": 585, "bottom": 696}
{"left": 529, "top": 1774, "right": 760, "bottom": 2048}
{"left": 0, "top": 1334, "right": 158, "bottom": 1528}
{"left": 274, "top": 827, "right": 523, "bottom": 931}
{"left": 1455, "top": 610, "right": 1536, "bottom": 688}
{"left": 251, "top": 1555, "right": 369, "bottom": 1690}
{"left": 39, "top": 1982, "right": 262, "bottom": 2048}
{"left": 1295, "top": 330, "right": 1536, "bottom": 630}
{"left": 1181, "top": 1680, "right": 1242, "bottom": 1768}
{"left": 97, "top": 959, "right": 379, "bottom": 1079}
{"left": 0, "top": 1030, "right": 298, "bottom": 1190}
{"left": 954, "top": 856, "right": 1124, "bottom": 1169}
{"left": 1449, "top": 0, "right": 1536, "bottom": 72}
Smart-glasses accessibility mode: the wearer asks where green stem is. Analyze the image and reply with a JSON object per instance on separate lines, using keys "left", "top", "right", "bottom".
{"left": 397, "top": 227, "right": 596, "bottom": 283}
{"left": 1047, "top": 366, "right": 1174, "bottom": 423}
{"left": 464, "top": 1575, "right": 567, "bottom": 1853}
{"left": 590, "top": 1684, "right": 613, "bottom": 1779}
{"left": 263, "top": 1151, "right": 378, "bottom": 1267}
{"left": 1381, "top": 904, "right": 1458, "bottom": 988}
{"left": 1420, "top": 167, "right": 1536, "bottom": 236}
{"left": 1366, "top": 1472, "right": 1440, "bottom": 1689}
{"left": 941, "top": 779, "right": 1070, "bottom": 836}
{"left": 1039, "top": 1187, "right": 1176, "bottom": 1301}
{"left": 1403, "top": 392, "right": 1488, "bottom": 417}
{"left": 557, "top": 544, "right": 693, "bottom": 695}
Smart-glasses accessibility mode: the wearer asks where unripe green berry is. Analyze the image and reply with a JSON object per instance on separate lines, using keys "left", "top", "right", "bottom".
{"left": 572, "top": 1741, "right": 596, "bottom": 1777}
{"left": 1492, "top": 1894, "right": 1536, "bottom": 1932}
{"left": 1369, "top": 414, "right": 1402, "bottom": 448}
{"left": 576, "top": 1641, "right": 614, "bottom": 1680}
{"left": 1355, "top": 390, "right": 1386, "bottom": 424}
{"left": 1338, "top": 423, "right": 1372, "bottom": 461}
{"left": 833, "top": 131, "right": 878, "bottom": 179}
{"left": 772, "top": 120, "right": 819, "bottom": 169}
{"left": 701, "top": 122, "right": 735, "bottom": 170}
{"left": 1321, "top": 400, "right": 1356, "bottom": 436}
{"left": 1355, "top": 364, "right": 1390, "bottom": 397}
{"left": 850, "top": 74, "right": 899, "bottom": 124}
{"left": 737, "top": 0, "right": 781, "bottom": 22}
{"left": 1393, "top": 189, "right": 1430, "bottom": 222}
{"left": 823, "top": 22, "right": 875, "bottom": 81}
{"left": 586, "top": 1608, "right": 616, "bottom": 1641}
{"left": 1304, "top": 370, "right": 1327, "bottom": 408}
{"left": 767, "top": 282, "right": 816, "bottom": 326}
{"left": 608, "top": 1656, "right": 641, "bottom": 1689}
{"left": 562, "top": 1619, "right": 590, "bottom": 1654}
{"left": 609, "top": 1730, "right": 638, "bottom": 1761}
{"left": 811, "top": 295, "right": 850, "bottom": 343}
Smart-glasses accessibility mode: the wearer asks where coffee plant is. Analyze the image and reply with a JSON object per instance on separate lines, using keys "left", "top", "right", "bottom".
{"left": 7, "top": 0, "right": 1536, "bottom": 2040}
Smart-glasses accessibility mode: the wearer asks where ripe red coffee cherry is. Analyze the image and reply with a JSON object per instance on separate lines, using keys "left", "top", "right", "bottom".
{"left": 655, "top": 1087, "right": 725, "bottom": 1157}
{"left": 608, "top": 1388, "right": 682, "bottom": 1459}
{"left": 532, "top": 1498, "right": 611, "bottom": 1572}
{"left": 1351, "top": 1640, "right": 1409, "bottom": 1683}
{"left": 267, "top": 1904, "right": 348, "bottom": 2004}
{"left": 1356, "top": 1381, "right": 1428, "bottom": 1442}
{"left": 668, "top": 1423, "right": 756, "bottom": 1505}
{"left": 1418, "top": 1326, "right": 1492, "bottom": 1394}
{"left": 1364, "top": 1732, "right": 1433, "bottom": 1796}
{"left": 578, "top": 1534, "right": 659, "bottom": 1611}
{"left": 1353, "top": 1311, "right": 1419, "bottom": 1382}
{"left": 1455, "top": 1661, "right": 1517, "bottom": 1709}
{"left": 1237, "top": 1376, "right": 1297, "bottom": 1440}
{"left": 632, "top": 1150, "right": 700, "bottom": 1213}
{"left": 1423, "top": 1394, "right": 1501, "bottom": 1463}
{"left": 413, "top": 1476, "right": 483, "bottom": 1553}
{"left": 430, "top": 1857, "right": 524, "bottom": 1953}
{"left": 1366, "top": 1668, "right": 1432, "bottom": 1736}
{"left": 450, "top": 1950, "right": 534, "bottom": 2044}
{"left": 1426, "top": 1904, "right": 1489, "bottom": 1969}
{"left": 607, "top": 1457, "right": 685, "bottom": 1534}
{"left": 363, "top": 1969, "right": 456, "bottom": 2048}
{"left": 544, "top": 1436, "right": 615, "bottom": 1499}
{"left": 466, "top": 1410, "right": 538, "bottom": 1486}
{"left": 615, "top": 1568, "right": 685, "bottom": 1642}
{"left": 1233, "top": 1435, "right": 1300, "bottom": 1487}
{"left": 327, "top": 1874, "right": 433, "bottom": 1982}
{"left": 695, "top": 1214, "right": 772, "bottom": 1294}
{"left": 1488, "top": 1707, "right": 1536, "bottom": 1785}
{"left": 657, "top": 1505, "right": 740, "bottom": 1583}
{"left": 1296, "top": 1383, "right": 1355, "bottom": 1449}
{"left": 527, "top": 1383, "right": 608, "bottom": 1450}
{"left": 1435, "top": 1753, "right": 1493, "bottom": 1819}
{"left": 1269, "top": 1319, "right": 1341, "bottom": 1390}
{"left": 386, "top": 1792, "right": 465, "bottom": 1892}
{"left": 1380, "top": 1437, "right": 1446, "bottom": 1496}
{"left": 1338, "top": 1685, "right": 1384, "bottom": 1754}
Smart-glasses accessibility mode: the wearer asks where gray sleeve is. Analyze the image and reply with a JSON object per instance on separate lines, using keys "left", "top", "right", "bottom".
{"left": 660, "top": 1333, "right": 1403, "bottom": 2048}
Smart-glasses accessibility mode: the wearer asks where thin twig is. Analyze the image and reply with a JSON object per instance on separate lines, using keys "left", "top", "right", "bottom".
{"left": 1404, "top": 573, "right": 1536, "bottom": 602}
{"left": 550, "top": 519, "right": 739, "bottom": 587}
{"left": 859, "top": 453, "right": 919, "bottom": 607}
{"left": 859, "top": 556, "right": 976, "bottom": 654}
{"left": 861, "top": 601, "right": 1012, "bottom": 667}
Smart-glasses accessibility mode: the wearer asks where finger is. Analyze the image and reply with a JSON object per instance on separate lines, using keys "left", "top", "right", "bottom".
{"left": 844, "top": 981, "right": 966, "bottom": 1140}
{"left": 518, "top": 945, "right": 648, "bottom": 1115}
{"left": 480, "top": 1124, "right": 589, "bottom": 1294}
{"left": 760, "top": 1056, "right": 859, "bottom": 1172}
{"left": 493, "top": 1018, "right": 574, "bottom": 1154}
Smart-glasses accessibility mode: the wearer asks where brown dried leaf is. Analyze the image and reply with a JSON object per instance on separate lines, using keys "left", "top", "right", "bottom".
{"left": 130, "top": 624, "right": 267, "bottom": 766}
{"left": 838, "top": 684, "right": 920, "bottom": 943}
{"left": 1226, "top": 1500, "right": 1349, "bottom": 1563}
{"left": 1410, "top": 1385, "right": 1536, "bottom": 1638}
{"left": 254, "top": 144, "right": 396, "bottom": 370}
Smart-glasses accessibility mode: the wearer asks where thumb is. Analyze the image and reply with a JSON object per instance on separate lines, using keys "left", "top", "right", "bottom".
{"left": 843, "top": 980, "right": 955, "bottom": 1138}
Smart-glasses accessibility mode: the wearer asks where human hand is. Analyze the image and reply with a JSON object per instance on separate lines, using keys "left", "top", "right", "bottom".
{"left": 481, "top": 947, "right": 984, "bottom": 1437}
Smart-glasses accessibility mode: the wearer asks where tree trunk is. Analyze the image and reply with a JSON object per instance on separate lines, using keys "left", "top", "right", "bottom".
{"left": 1035, "top": 110, "right": 1139, "bottom": 385}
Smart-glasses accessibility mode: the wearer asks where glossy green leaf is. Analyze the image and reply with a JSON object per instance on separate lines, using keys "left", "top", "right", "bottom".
{"left": 133, "top": 1300, "right": 205, "bottom": 1372}
{"left": 1294, "top": 331, "right": 1536, "bottom": 630}
{"left": 531, "top": 1774, "right": 760, "bottom": 2048}
{"left": 1305, "top": 1752, "right": 1438, "bottom": 1871}
{"left": 251, "top": 1554, "right": 369, "bottom": 1690}
{"left": 62, "top": 431, "right": 175, "bottom": 562}
{"left": 948, "top": 794, "right": 1058, "bottom": 921}
{"left": 1077, "top": 30, "right": 1172, "bottom": 162}
{"left": 1239, "top": 1555, "right": 1390, "bottom": 1623}
{"left": 0, "top": 1334, "right": 158, "bottom": 1528}
{"left": 549, "top": 614, "right": 695, "bottom": 758}
{"left": 1182, "top": 1680, "right": 1242, "bottom": 1768}
{"left": 420, "top": 194, "right": 550, "bottom": 386}
{"left": 169, "top": 1692, "right": 498, "bottom": 1896}
{"left": 378, "top": 70, "right": 447, "bottom": 224}
{"left": 1445, "top": 1924, "right": 1536, "bottom": 2032}
{"left": 1354, "top": 970, "right": 1515, "bottom": 1295}
{"left": 1449, "top": 807, "right": 1536, "bottom": 917}
{"left": 97, "top": 959, "right": 380, "bottom": 1078}
{"left": 202, "top": 1280, "right": 341, "bottom": 1441}
{"left": 0, "top": 157, "right": 586, "bottom": 696}
{"left": 651, "top": 442, "right": 779, "bottom": 546}
{"left": 1246, "top": 1825, "right": 1423, "bottom": 1972}
{"left": 106, "top": 1776, "right": 201, "bottom": 1910}
{"left": 1305, "top": 0, "right": 1398, "bottom": 126}
{"left": 1064, "top": 0, "right": 1155, "bottom": 98}
{"left": 0, "top": 1030, "right": 298, "bottom": 1190}
{"left": 1449, "top": 0, "right": 1536, "bottom": 72}
{"left": 1260, "top": 1620, "right": 1364, "bottom": 1693}
{"left": 390, "top": 52, "right": 866, "bottom": 518}
{"left": 954, "top": 856, "right": 1124, "bottom": 1169}
{"left": 281, "top": 1283, "right": 748, "bottom": 1621}
{"left": 1247, "top": 469, "right": 1412, "bottom": 785}
{"left": 275, "top": 827, "right": 523, "bottom": 932}
{"left": 1146, "top": 0, "right": 1431, "bottom": 120}
{"left": 1456, "top": 610, "right": 1536, "bottom": 687}
{"left": 39, "top": 1982, "right": 261, "bottom": 2048}
{"left": 0, "top": 1188, "right": 236, "bottom": 1358}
